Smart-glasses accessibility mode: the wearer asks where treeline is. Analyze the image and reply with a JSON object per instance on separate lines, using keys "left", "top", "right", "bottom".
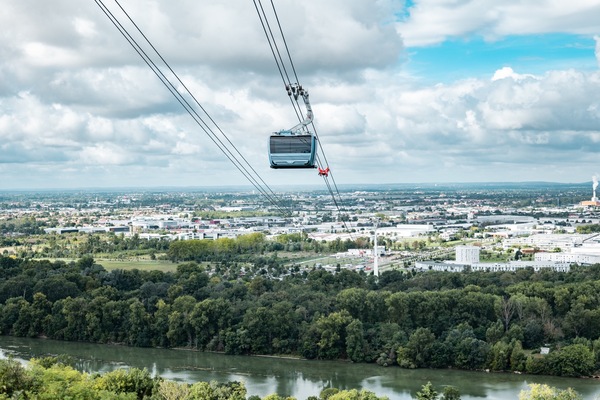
{"left": 575, "top": 224, "right": 600, "bottom": 234}
{"left": 34, "top": 232, "right": 371, "bottom": 260}
{"left": 167, "top": 233, "right": 371, "bottom": 262}
{"left": 0, "top": 216, "right": 46, "bottom": 235}
{"left": 0, "top": 356, "right": 391, "bottom": 400}
{"left": 37, "top": 233, "right": 171, "bottom": 259}
{"left": 0, "top": 255, "right": 599, "bottom": 377}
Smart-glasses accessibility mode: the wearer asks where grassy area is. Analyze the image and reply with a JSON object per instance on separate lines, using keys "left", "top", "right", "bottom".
{"left": 40, "top": 257, "right": 181, "bottom": 273}
{"left": 95, "top": 259, "right": 179, "bottom": 273}
{"left": 289, "top": 254, "right": 370, "bottom": 268}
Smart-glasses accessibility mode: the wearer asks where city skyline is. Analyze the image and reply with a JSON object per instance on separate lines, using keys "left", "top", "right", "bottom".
{"left": 1, "top": 0, "right": 599, "bottom": 189}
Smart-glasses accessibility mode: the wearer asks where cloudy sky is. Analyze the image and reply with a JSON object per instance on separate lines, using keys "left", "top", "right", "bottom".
{"left": 1, "top": 0, "right": 600, "bottom": 189}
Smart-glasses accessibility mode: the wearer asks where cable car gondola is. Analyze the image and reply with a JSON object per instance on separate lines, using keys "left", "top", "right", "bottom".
{"left": 269, "top": 84, "right": 317, "bottom": 169}
{"left": 269, "top": 133, "right": 316, "bottom": 168}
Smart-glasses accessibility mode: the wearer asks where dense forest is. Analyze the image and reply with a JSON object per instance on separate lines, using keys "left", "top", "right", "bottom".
{"left": 0, "top": 249, "right": 599, "bottom": 379}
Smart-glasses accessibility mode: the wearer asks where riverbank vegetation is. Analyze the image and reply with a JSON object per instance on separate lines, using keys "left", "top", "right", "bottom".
{"left": 0, "top": 356, "right": 584, "bottom": 400}
{"left": 0, "top": 356, "right": 391, "bottom": 400}
{"left": 0, "top": 252, "right": 599, "bottom": 379}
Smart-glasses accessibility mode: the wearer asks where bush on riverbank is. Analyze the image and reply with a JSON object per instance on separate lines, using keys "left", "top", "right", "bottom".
{"left": 0, "top": 357, "right": 391, "bottom": 400}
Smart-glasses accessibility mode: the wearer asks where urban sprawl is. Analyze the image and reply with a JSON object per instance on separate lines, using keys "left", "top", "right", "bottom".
{"left": 2, "top": 182, "right": 600, "bottom": 275}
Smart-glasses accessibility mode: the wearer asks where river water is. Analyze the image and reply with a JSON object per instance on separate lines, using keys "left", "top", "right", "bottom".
{"left": 0, "top": 336, "right": 598, "bottom": 399}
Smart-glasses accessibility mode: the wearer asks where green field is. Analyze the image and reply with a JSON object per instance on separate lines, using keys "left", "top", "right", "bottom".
{"left": 42, "top": 257, "right": 181, "bottom": 273}
{"left": 95, "top": 259, "right": 180, "bottom": 273}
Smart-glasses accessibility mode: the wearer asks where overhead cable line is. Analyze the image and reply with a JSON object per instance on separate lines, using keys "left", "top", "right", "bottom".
{"left": 252, "top": 0, "right": 303, "bottom": 124}
{"left": 254, "top": 0, "right": 355, "bottom": 237}
{"left": 94, "top": 0, "right": 293, "bottom": 217}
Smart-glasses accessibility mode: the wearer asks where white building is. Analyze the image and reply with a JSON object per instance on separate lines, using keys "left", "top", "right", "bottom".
{"left": 415, "top": 261, "right": 467, "bottom": 272}
{"left": 471, "top": 260, "right": 570, "bottom": 273}
{"left": 455, "top": 245, "right": 480, "bottom": 264}
{"left": 415, "top": 260, "right": 570, "bottom": 273}
{"left": 378, "top": 224, "right": 436, "bottom": 238}
{"left": 414, "top": 245, "right": 570, "bottom": 273}
{"left": 535, "top": 252, "right": 600, "bottom": 265}
{"left": 348, "top": 249, "right": 370, "bottom": 257}
{"left": 502, "top": 233, "right": 593, "bottom": 252}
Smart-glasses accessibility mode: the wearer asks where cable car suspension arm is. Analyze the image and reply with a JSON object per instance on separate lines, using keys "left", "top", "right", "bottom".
{"left": 283, "top": 84, "right": 313, "bottom": 135}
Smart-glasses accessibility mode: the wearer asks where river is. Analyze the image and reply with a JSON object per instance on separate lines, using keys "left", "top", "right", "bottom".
{"left": 0, "top": 336, "right": 598, "bottom": 399}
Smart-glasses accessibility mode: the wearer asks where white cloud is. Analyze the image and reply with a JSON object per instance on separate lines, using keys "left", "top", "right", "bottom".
{"left": 172, "top": 141, "right": 201, "bottom": 155}
{"left": 73, "top": 17, "right": 98, "bottom": 40}
{"left": 0, "top": 0, "right": 599, "bottom": 188}
{"left": 78, "top": 144, "right": 133, "bottom": 166}
{"left": 86, "top": 116, "right": 114, "bottom": 140}
{"left": 595, "top": 35, "right": 600, "bottom": 67}
{"left": 397, "top": 0, "right": 600, "bottom": 46}
{"left": 491, "top": 67, "right": 536, "bottom": 82}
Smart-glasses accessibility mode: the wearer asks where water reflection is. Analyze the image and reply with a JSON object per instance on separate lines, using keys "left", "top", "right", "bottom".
{"left": 0, "top": 336, "right": 598, "bottom": 400}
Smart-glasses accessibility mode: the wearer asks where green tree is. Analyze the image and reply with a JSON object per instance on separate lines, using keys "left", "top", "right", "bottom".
{"left": 337, "top": 288, "right": 369, "bottom": 320}
{"left": 454, "top": 337, "right": 489, "bottom": 370}
{"left": 61, "top": 297, "right": 89, "bottom": 341}
{"left": 518, "top": 383, "right": 581, "bottom": 400}
{"left": 33, "top": 276, "right": 81, "bottom": 302}
{"left": 399, "top": 328, "right": 436, "bottom": 368}
{"left": 320, "top": 387, "right": 340, "bottom": 399}
{"left": 346, "top": 319, "right": 366, "bottom": 362}
{"left": 315, "top": 311, "right": 353, "bottom": 359}
{"left": 0, "top": 357, "right": 33, "bottom": 397}
{"left": 93, "top": 367, "right": 154, "bottom": 398}
{"left": 441, "top": 386, "right": 461, "bottom": 400}
{"left": 416, "top": 382, "right": 437, "bottom": 400}
{"left": 510, "top": 340, "right": 527, "bottom": 372}
{"left": 128, "top": 298, "right": 153, "bottom": 347}
{"left": 167, "top": 295, "right": 197, "bottom": 347}
{"left": 12, "top": 298, "right": 33, "bottom": 337}
{"left": 191, "top": 298, "right": 232, "bottom": 351}
{"left": 386, "top": 292, "right": 410, "bottom": 330}
{"left": 485, "top": 320, "right": 504, "bottom": 344}
{"left": 32, "top": 363, "right": 110, "bottom": 399}
{"left": 329, "top": 388, "right": 389, "bottom": 400}
{"left": 188, "top": 380, "right": 246, "bottom": 400}
{"left": 242, "top": 306, "right": 276, "bottom": 354}
{"left": 29, "top": 292, "right": 52, "bottom": 337}
{"left": 157, "top": 380, "right": 190, "bottom": 400}
{"left": 152, "top": 299, "right": 171, "bottom": 347}
{"left": 488, "top": 341, "right": 511, "bottom": 371}
{"left": 545, "top": 344, "right": 595, "bottom": 377}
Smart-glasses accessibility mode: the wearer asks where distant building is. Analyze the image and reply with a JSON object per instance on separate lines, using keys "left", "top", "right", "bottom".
{"left": 580, "top": 200, "right": 600, "bottom": 207}
{"left": 455, "top": 245, "right": 480, "bottom": 264}
{"left": 377, "top": 224, "right": 435, "bottom": 238}
{"left": 535, "top": 251, "right": 600, "bottom": 265}
{"left": 414, "top": 245, "right": 570, "bottom": 273}
{"left": 44, "top": 227, "right": 78, "bottom": 234}
{"left": 44, "top": 226, "right": 128, "bottom": 234}
{"left": 348, "top": 249, "right": 371, "bottom": 257}
{"left": 502, "top": 233, "right": 592, "bottom": 252}
{"left": 470, "top": 260, "right": 570, "bottom": 273}
{"left": 415, "top": 261, "right": 468, "bottom": 272}
{"left": 346, "top": 246, "right": 386, "bottom": 258}
{"left": 580, "top": 181, "right": 600, "bottom": 207}
{"left": 374, "top": 245, "right": 386, "bottom": 256}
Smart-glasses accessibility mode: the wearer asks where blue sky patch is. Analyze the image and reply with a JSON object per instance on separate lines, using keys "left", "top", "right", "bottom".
{"left": 406, "top": 34, "right": 598, "bottom": 83}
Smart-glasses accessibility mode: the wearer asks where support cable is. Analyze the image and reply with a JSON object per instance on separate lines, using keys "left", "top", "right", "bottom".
{"left": 255, "top": 0, "right": 355, "bottom": 239}
{"left": 110, "top": 0, "right": 287, "bottom": 212}
{"left": 94, "top": 0, "right": 292, "bottom": 216}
